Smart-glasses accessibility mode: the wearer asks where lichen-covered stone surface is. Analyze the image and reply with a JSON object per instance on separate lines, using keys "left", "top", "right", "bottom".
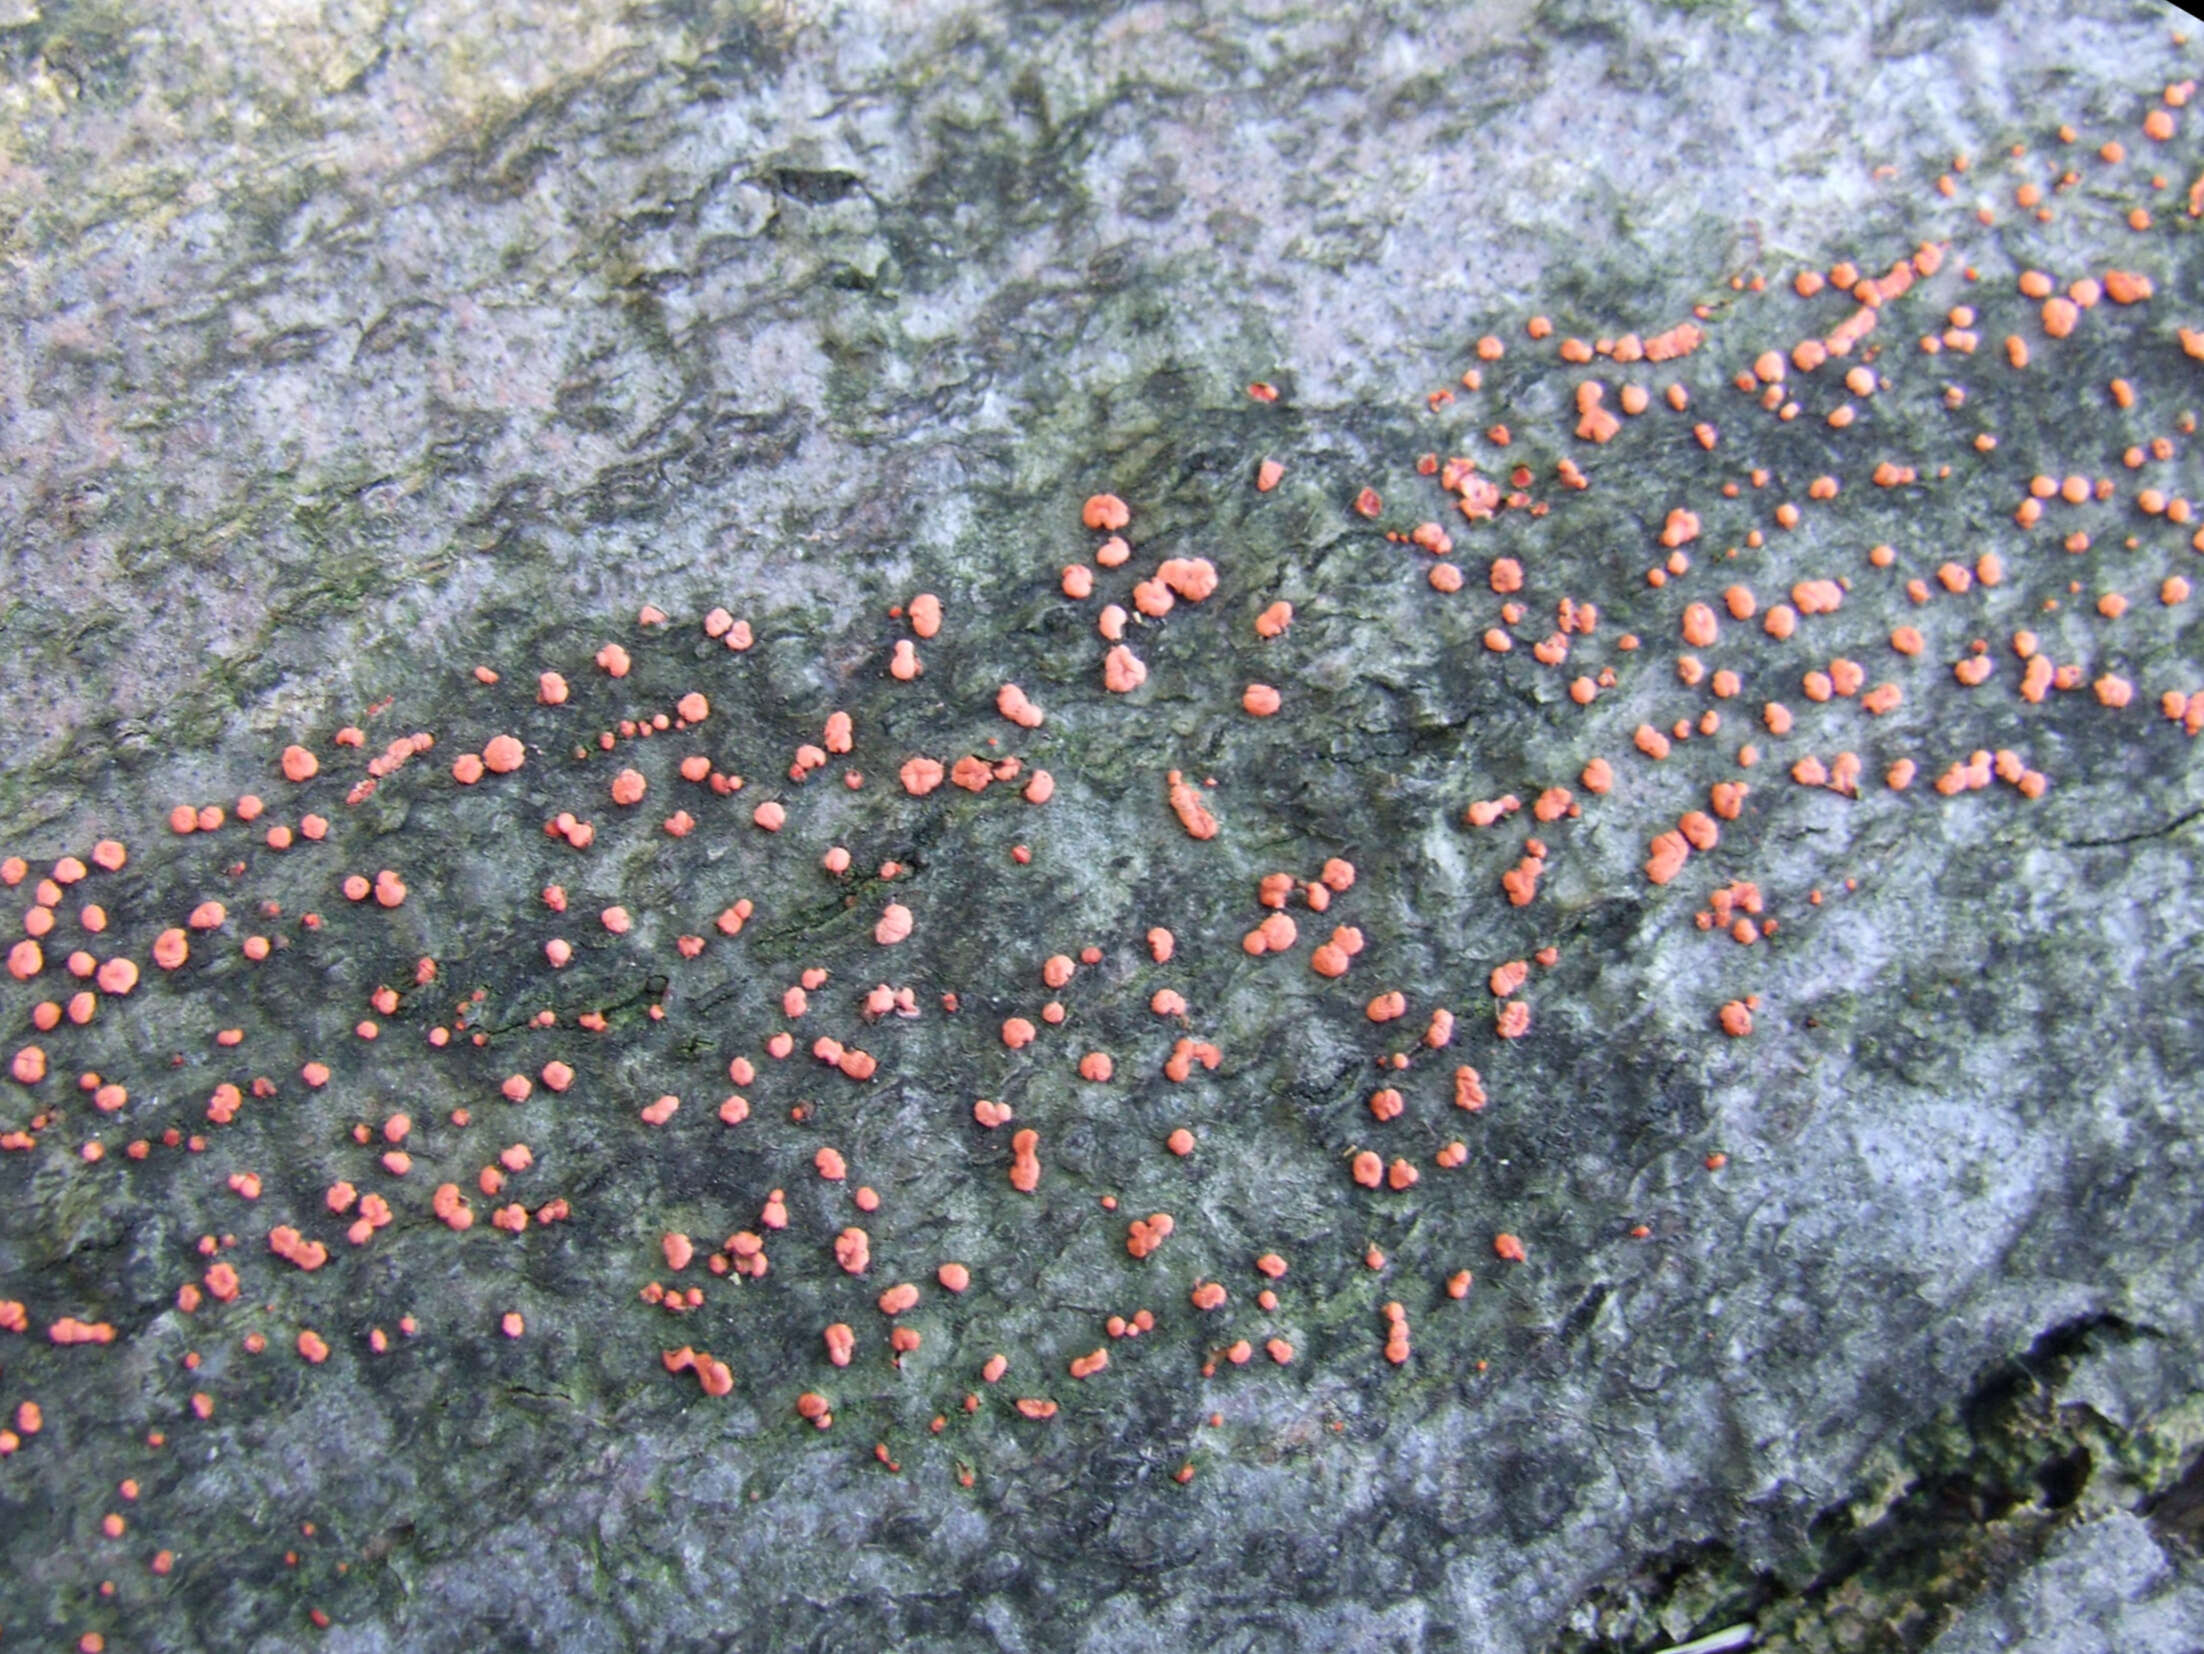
{"left": 4, "top": 0, "right": 2204, "bottom": 1649}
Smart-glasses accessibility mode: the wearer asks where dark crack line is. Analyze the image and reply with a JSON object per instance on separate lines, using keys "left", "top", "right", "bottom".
{"left": 2057, "top": 802, "right": 2204, "bottom": 850}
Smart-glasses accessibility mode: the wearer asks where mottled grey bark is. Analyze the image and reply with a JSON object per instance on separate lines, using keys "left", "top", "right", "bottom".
{"left": 2, "top": 0, "right": 2203, "bottom": 1650}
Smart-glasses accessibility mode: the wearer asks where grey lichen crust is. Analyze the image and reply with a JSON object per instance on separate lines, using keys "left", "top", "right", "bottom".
{"left": 3, "top": 1, "right": 2204, "bottom": 1650}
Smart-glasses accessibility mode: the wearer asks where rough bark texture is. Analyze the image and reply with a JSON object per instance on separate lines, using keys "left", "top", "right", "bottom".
{"left": 3, "top": 1, "right": 2204, "bottom": 1649}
